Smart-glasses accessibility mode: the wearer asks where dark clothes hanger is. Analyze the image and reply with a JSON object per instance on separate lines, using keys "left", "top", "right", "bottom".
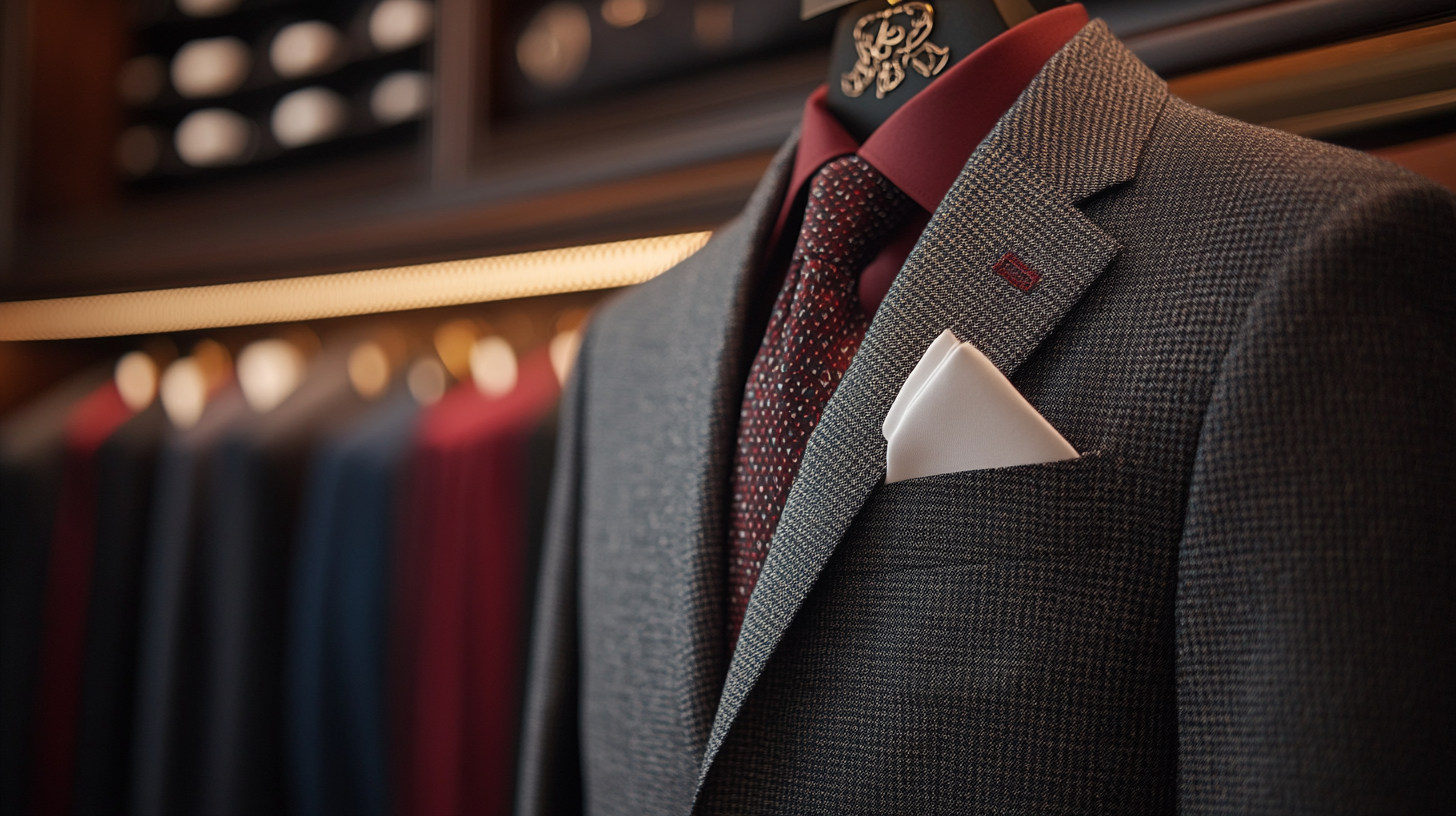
{"left": 823, "top": 0, "right": 1069, "bottom": 141}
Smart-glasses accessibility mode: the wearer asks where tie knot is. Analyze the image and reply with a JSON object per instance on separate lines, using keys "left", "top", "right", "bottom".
{"left": 797, "top": 155, "right": 915, "bottom": 270}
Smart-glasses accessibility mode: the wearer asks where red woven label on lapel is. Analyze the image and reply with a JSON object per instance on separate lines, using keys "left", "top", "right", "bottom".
{"left": 992, "top": 252, "right": 1040, "bottom": 292}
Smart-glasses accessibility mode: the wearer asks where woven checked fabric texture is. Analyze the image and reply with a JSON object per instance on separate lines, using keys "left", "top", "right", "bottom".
{"left": 726, "top": 155, "right": 914, "bottom": 650}
{"left": 520, "top": 134, "right": 802, "bottom": 815}
{"left": 517, "top": 19, "right": 1456, "bottom": 816}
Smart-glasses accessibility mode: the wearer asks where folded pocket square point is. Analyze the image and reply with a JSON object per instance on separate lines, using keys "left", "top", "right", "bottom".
{"left": 884, "top": 331, "right": 1078, "bottom": 484}
{"left": 882, "top": 329, "right": 960, "bottom": 441}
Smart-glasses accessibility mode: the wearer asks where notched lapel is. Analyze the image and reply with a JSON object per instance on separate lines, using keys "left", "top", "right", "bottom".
{"left": 881, "top": 156, "right": 1122, "bottom": 378}
{"left": 695, "top": 20, "right": 1168, "bottom": 797}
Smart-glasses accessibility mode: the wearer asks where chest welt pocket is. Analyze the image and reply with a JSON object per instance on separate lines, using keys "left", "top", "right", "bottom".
{"left": 840, "top": 451, "right": 1120, "bottom": 572}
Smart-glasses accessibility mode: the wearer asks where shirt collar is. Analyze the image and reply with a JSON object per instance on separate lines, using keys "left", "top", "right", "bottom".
{"left": 770, "top": 4, "right": 1089, "bottom": 249}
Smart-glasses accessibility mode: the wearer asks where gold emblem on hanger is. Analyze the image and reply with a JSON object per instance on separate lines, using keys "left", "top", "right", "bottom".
{"left": 840, "top": 1, "right": 950, "bottom": 99}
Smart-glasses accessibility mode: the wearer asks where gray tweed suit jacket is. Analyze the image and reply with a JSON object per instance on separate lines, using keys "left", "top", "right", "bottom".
{"left": 518, "top": 20, "right": 1456, "bottom": 815}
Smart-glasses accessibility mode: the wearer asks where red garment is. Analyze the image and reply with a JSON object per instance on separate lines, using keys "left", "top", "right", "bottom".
{"left": 30, "top": 383, "right": 134, "bottom": 816}
{"left": 727, "top": 156, "right": 916, "bottom": 648}
{"left": 768, "top": 3, "right": 1089, "bottom": 314}
{"left": 394, "top": 351, "right": 559, "bottom": 816}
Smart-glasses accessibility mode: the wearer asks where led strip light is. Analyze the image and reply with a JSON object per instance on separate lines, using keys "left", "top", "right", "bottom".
{"left": 0, "top": 231, "right": 713, "bottom": 341}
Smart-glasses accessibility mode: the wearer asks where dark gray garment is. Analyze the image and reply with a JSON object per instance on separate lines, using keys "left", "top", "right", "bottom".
{"left": 71, "top": 403, "right": 166, "bottom": 816}
{"left": 0, "top": 369, "right": 109, "bottom": 816}
{"left": 286, "top": 387, "right": 418, "bottom": 816}
{"left": 195, "top": 346, "right": 367, "bottom": 816}
{"left": 130, "top": 388, "right": 248, "bottom": 816}
{"left": 517, "top": 20, "right": 1456, "bottom": 816}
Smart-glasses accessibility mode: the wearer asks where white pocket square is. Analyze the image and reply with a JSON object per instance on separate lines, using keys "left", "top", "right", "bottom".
{"left": 882, "top": 330, "right": 1079, "bottom": 484}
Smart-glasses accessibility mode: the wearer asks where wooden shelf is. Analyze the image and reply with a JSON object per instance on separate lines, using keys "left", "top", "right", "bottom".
{"left": 11, "top": 147, "right": 773, "bottom": 299}
{"left": 0, "top": 0, "right": 821, "bottom": 301}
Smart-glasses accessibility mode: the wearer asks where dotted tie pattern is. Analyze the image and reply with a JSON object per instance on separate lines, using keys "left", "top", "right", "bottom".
{"left": 726, "top": 155, "right": 914, "bottom": 650}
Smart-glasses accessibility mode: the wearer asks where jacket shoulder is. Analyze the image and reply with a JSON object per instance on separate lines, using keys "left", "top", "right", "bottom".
{"left": 1150, "top": 96, "right": 1452, "bottom": 203}
{"left": 587, "top": 213, "right": 755, "bottom": 354}
{"left": 589, "top": 130, "right": 796, "bottom": 347}
{"left": 1123, "top": 96, "right": 1454, "bottom": 303}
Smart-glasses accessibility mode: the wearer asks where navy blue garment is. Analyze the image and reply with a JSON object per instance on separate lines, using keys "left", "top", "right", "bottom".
{"left": 195, "top": 347, "right": 368, "bottom": 816}
{"left": 72, "top": 402, "right": 166, "bottom": 816}
{"left": 287, "top": 387, "right": 420, "bottom": 816}
{"left": 130, "top": 387, "right": 248, "bottom": 816}
{"left": 0, "top": 370, "right": 109, "bottom": 816}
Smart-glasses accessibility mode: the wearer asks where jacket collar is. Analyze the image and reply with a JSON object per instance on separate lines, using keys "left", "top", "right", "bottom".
{"left": 768, "top": 4, "right": 1090, "bottom": 257}
{"left": 696, "top": 18, "right": 1169, "bottom": 796}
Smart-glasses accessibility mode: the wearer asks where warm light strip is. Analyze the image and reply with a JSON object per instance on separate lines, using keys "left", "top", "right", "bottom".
{"left": 1265, "top": 88, "right": 1456, "bottom": 138}
{"left": 0, "top": 232, "right": 713, "bottom": 341}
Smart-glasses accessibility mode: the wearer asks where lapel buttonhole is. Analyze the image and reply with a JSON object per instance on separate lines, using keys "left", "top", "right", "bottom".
{"left": 992, "top": 251, "right": 1041, "bottom": 292}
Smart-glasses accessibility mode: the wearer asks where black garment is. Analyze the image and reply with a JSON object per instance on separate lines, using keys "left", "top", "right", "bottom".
{"left": 0, "top": 370, "right": 108, "bottom": 816}
{"left": 131, "top": 388, "right": 248, "bottom": 816}
{"left": 195, "top": 347, "right": 367, "bottom": 816}
{"left": 71, "top": 404, "right": 166, "bottom": 816}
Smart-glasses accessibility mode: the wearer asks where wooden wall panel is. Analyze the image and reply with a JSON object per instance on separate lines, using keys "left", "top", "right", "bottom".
{"left": 24, "top": 0, "right": 128, "bottom": 217}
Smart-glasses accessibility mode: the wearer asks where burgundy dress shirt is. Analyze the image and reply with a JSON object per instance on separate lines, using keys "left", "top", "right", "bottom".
{"left": 768, "top": 3, "right": 1088, "bottom": 314}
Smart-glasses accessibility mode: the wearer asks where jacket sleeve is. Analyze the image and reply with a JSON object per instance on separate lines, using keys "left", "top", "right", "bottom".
{"left": 516, "top": 333, "right": 589, "bottom": 816}
{"left": 1176, "top": 179, "right": 1456, "bottom": 813}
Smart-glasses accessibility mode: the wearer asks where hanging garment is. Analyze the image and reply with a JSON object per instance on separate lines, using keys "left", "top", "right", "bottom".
{"left": 195, "top": 346, "right": 369, "bottom": 816}
{"left": 517, "top": 19, "right": 1456, "bottom": 816}
{"left": 394, "top": 350, "right": 559, "bottom": 816}
{"left": 0, "top": 369, "right": 110, "bottom": 816}
{"left": 29, "top": 382, "right": 135, "bottom": 816}
{"left": 70, "top": 403, "right": 168, "bottom": 816}
{"left": 287, "top": 386, "right": 420, "bottom": 816}
{"left": 130, "top": 388, "right": 249, "bottom": 816}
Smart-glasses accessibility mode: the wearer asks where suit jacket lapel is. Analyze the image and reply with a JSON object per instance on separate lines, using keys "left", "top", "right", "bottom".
{"left": 697, "top": 19, "right": 1169, "bottom": 792}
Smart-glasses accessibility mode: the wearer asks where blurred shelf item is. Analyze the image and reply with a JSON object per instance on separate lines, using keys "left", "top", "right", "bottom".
{"left": 116, "top": 125, "right": 167, "bottom": 177}
{"left": 118, "top": 54, "right": 169, "bottom": 106}
{"left": 271, "top": 86, "right": 350, "bottom": 147}
{"left": 171, "top": 36, "right": 252, "bottom": 98}
{"left": 270, "top": 21, "right": 345, "bottom": 79}
{"left": 0, "top": 231, "right": 711, "bottom": 341}
{"left": 500, "top": 0, "right": 833, "bottom": 111}
{"left": 174, "top": 107, "right": 255, "bottom": 166}
{"left": 177, "top": 0, "right": 245, "bottom": 19}
{"left": 104, "top": 0, "right": 437, "bottom": 191}
{"left": 370, "top": 70, "right": 432, "bottom": 124}
{"left": 370, "top": 0, "right": 435, "bottom": 51}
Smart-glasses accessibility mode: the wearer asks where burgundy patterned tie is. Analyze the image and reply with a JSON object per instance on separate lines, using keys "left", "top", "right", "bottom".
{"left": 727, "top": 155, "right": 914, "bottom": 649}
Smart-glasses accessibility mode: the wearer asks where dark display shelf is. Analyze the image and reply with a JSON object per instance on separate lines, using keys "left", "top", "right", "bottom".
{"left": 1, "top": 0, "right": 1452, "bottom": 304}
